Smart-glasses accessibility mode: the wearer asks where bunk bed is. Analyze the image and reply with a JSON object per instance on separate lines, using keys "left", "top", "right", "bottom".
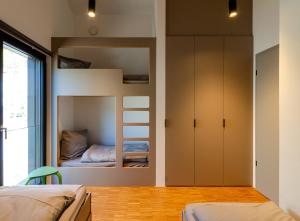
{"left": 52, "top": 37, "right": 156, "bottom": 186}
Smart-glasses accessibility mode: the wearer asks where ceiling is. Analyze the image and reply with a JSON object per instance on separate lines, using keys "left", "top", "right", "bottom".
{"left": 68, "top": 0, "right": 155, "bottom": 15}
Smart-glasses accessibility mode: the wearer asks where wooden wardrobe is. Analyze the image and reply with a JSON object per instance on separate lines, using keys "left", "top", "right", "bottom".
{"left": 166, "top": 36, "right": 253, "bottom": 186}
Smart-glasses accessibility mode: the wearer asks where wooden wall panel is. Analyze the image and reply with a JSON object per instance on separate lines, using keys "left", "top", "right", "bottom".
{"left": 166, "top": 0, "right": 252, "bottom": 36}
{"left": 195, "top": 37, "right": 224, "bottom": 186}
{"left": 166, "top": 37, "right": 195, "bottom": 186}
{"left": 223, "top": 36, "right": 253, "bottom": 186}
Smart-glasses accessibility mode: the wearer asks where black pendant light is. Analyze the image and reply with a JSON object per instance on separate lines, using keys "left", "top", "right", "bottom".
{"left": 228, "top": 0, "right": 238, "bottom": 18}
{"left": 88, "top": 0, "right": 96, "bottom": 17}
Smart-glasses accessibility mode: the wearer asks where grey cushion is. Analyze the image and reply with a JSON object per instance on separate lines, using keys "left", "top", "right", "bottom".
{"left": 58, "top": 56, "right": 91, "bottom": 69}
{"left": 60, "top": 130, "right": 88, "bottom": 160}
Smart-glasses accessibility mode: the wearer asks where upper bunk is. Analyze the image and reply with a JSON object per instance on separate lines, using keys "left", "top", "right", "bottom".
{"left": 51, "top": 37, "right": 156, "bottom": 88}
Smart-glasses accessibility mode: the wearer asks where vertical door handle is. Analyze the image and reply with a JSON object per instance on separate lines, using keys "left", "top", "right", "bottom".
{"left": 223, "top": 119, "right": 226, "bottom": 128}
{"left": 0, "top": 127, "right": 7, "bottom": 139}
{"left": 194, "top": 119, "right": 197, "bottom": 128}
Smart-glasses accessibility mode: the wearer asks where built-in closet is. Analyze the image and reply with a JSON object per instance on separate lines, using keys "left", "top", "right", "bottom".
{"left": 166, "top": 36, "right": 253, "bottom": 186}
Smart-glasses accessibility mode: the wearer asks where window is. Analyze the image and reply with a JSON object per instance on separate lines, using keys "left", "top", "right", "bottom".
{"left": 0, "top": 31, "right": 46, "bottom": 185}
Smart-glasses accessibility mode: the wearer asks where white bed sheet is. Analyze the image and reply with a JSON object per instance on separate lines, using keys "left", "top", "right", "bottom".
{"left": 59, "top": 185, "right": 87, "bottom": 221}
{"left": 183, "top": 202, "right": 296, "bottom": 221}
{"left": 183, "top": 203, "right": 263, "bottom": 221}
{"left": 60, "top": 157, "right": 115, "bottom": 167}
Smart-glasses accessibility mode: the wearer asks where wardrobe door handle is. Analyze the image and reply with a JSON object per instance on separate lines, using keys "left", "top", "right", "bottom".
{"left": 223, "top": 119, "right": 226, "bottom": 128}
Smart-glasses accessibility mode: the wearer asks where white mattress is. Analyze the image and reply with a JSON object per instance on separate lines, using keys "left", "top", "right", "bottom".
{"left": 59, "top": 185, "right": 87, "bottom": 221}
{"left": 60, "top": 157, "right": 116, "bottom": 167}
{"left": 183, "top": 202, "right": 296, "bottom": 221}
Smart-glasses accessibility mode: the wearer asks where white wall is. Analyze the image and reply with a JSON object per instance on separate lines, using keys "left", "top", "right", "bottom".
{"left": 279, "top": 1, "right": 300, "bottom": 219}
{"left": 0, "top": 0, "right": 75, "bottom": 49}
{"left": 74, "top": 97, "right": 116, "bottom": 146}
{"left": 60, "top": 48, "right": 149, "bottom": 76}
{"left": 253, "top": 0, "right": 280, "bottom": 188}
{"left": 253, "top": 0, "right": 279, "bottom": 54}
{"left": 74, "top": 14, "right": 154, "bottom": 37}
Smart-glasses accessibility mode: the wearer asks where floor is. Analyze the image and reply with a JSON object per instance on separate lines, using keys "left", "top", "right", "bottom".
{"left": 87, "top": 187, "right": 267, "bottom": 221}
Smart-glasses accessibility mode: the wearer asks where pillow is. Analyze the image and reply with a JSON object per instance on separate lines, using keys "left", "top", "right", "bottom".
{"left": 60, "top": 129, "right": 88, "bottom": 160}
{"left": 58, "top": 55, "right": 91, "bottom": 69}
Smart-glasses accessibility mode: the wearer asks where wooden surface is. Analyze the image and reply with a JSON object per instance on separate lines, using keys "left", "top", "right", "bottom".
{"left": 87, "top": 187, "right": 267, "bottom": 221}
{"left": 223, "top": 36, "right": 253, "bottom": 186}
{"left": 195, "top": 37, "right": 224, "bottom": 186}
{"left": 166, "top": 0, "right": 252, "bottom": 36}
{"left": 166, "top": 37, "right": 195, "bottom": 186}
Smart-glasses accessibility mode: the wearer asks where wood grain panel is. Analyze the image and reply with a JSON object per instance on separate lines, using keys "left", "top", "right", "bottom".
{"left": 195, "top": 37, "right": 224, "bottom": 186}
{"left": 166, "top": 0, "right": 252, "bottom": 36}
{"left": 223, "top": 36, "right": 253, "bottom": 186}
{"left": 87, "top": 186, "right": 267, "bottom": 221}
{"left": 166, "top": 37, "right": 195, "bottom": 186}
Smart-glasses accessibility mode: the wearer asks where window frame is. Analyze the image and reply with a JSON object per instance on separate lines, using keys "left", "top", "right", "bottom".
{"left": 0, "top": 30, "right": 47, "bottom": 185}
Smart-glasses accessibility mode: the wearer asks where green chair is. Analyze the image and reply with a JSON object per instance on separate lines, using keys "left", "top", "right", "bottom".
{"left": 23, "top": 166, "right": 62, "bottom": 185}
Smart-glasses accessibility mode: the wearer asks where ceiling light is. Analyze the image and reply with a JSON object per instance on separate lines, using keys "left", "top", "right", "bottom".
{"left": 88, "top": 0, "right": 96, "bottom": 18}
{"left": 228, "top": 0, "right": 238, "bottom": 18}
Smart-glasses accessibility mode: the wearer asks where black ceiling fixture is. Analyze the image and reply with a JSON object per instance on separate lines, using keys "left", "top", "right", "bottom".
{"left": 228, "top": 0, "right": 238, "bottom": 18}
{"left": 88, "top": 0, "right": 96, "bottom": 17}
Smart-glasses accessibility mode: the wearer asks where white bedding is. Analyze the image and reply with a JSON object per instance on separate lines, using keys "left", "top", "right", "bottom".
{"left": 183, "top": 202, "right": 296, "bottom": 221}
{"left": 81, "top": 144, "right": 116, "bottom": 163}
{"left": 59, "top": 185, "right": 86, "bottom": 221}
{"left": 0, "top": 185, "right": 81, "bottom": 221}
{"left": 60, "top": 157, "right": 115, "bottom": 167}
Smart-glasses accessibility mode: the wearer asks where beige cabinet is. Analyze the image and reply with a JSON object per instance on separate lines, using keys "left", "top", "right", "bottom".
{"left": 165, "top": 37, "right": 195, "bottom": 186}
{"left": 166, "top": 36, "right": 253, "bottom": 187}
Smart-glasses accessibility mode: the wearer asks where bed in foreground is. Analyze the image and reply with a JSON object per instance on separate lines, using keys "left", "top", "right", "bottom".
{"left": 0, "top": 185, "right": 91, "bottom": 221}
{"left": 182, "top": 202, "right": 296, "bottom": 221}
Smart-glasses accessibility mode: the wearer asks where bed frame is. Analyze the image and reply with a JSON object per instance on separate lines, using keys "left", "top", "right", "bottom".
{"left": 74, "top": 193, "right": 92, "bottom": 221}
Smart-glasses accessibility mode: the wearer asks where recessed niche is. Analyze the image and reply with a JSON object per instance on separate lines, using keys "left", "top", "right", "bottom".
{"left": 123, "top": 141, "right": 149, "bottom": 168}
{"left": 58, "top": 96, "right": 116, "bottom": 167}
{"left": 123, "top": 126, "right": 149, "bottom": 138}
{"left": 123, "top": 96, "right": 150, "bottom": 109}
{"left": 123, "top": 111, "right": 149, "bottom": 123}
{"left": 58, "top": 47, "right": 150, "bottom": 84}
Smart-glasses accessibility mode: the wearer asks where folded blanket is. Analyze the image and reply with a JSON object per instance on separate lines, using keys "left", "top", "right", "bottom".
{"left": 0, "top": 185, "right": 80, "bottom": 221}
{"left": 192, "top": 202, "right": 296, "bottom": 221}
{"left": 80, "top": 144, "right": 116, "bottom": 163}
{"left": 123, "top": 143, "right": 149, "bottom": 152}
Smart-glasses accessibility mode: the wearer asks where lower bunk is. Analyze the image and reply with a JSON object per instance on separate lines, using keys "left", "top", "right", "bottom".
{"left": 182, "top": 202, "right": 295, "bottom": 221}
{"left": 60, "top": 143, "right": 149, "bottom": 168}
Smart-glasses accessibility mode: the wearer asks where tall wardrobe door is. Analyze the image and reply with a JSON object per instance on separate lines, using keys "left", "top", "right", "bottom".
{"left": 195, "top": 37, "right": 224, "bottom": 186}
{"left": 166, "top": 37, "right": 195, "bottom": 186}
{"left": 223, "top": 36, "right": 253, "bottom": 186}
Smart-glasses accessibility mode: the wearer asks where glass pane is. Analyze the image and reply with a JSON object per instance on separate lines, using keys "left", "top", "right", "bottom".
{"left": 2, "top": 43, "right": 44, "bottom": 185}
{"left": 3, "top": 44, "right": 34, "bottom": 185}
{"left": 123, "top": 96, "right": 149, "bottom": 108}
{"left": 123, "top": 111, "right": 149, "bottom": 123}
{"left": 123, "top": 126, "right": 149, "bottom": 138}
{"left": 3, "top": 128, "right": 29, "bottom": 185}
